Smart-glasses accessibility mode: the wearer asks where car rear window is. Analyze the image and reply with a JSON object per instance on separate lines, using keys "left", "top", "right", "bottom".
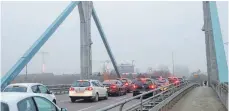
{"left": 103, "top": 80, "right": 118, "bottom": 84}
{"left": 1, "top": 102, "right": 9, "bottom": 111}
{"left": 3, "top": 86, "right": 27, "bottom": 92}
{"left": 156, "top": 79, "right": 166, "bottom": 83}
{"left": 73, "top": 81, "right": 90, "bottom": 87}
{"left": 120, "top": 79, "right": 127, "bottom": 83}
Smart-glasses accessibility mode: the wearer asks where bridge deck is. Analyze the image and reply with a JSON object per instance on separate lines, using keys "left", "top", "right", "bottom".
{"left": 170, "top": 86, "right": 226, "bottom": 111}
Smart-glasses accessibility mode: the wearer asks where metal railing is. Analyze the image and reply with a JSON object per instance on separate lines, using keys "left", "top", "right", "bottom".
{"left": 97, "top": 80, "right": 199, "bottom": 111}
{"left": 211, "top": 80, "right": 228, "bottom": 110}
{"left": 46, "top": 84, "right": 71, "bottom": 95}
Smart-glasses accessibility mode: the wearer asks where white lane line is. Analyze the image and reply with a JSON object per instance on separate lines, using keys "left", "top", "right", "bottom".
{"left": 76, "top": 96, "right": 129, "bottom": 111}
{"left": 78, "top": 105, "right": 97, "bottom": 111}
{"left": 58, "top": 100, "right": 69, "bottom": 103}
{"left": 114, "top": 96, "right": 128, "bottom": 101}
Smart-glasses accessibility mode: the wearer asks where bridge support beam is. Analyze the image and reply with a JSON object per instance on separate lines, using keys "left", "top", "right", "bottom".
{"left": 78, "top": 1, "right": 93, "bottom": 79}
{"left": 202, "top": 1, "right": 228, "bottom": 83}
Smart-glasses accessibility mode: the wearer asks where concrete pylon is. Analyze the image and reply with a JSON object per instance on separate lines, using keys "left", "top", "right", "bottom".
{"left": 78, "top": 1, "right": 93, "bottom": 79}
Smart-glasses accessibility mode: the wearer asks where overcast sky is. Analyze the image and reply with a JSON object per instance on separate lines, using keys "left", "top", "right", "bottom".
{"left": 1, "top": 1, "right": 228, "bottom": 75}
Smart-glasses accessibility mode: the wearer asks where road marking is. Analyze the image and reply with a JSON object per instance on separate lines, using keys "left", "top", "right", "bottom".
{"left": 78, "top": 105, "right": 97, "bottom": 111}
{"left": 58, "top": 100, "right": 69, "bottom": 103}
{"left": 114, "top": 96, "right": 128, "bottom": 101}
{"left": 76, "top": 96, "right": 129, "bottom": 111}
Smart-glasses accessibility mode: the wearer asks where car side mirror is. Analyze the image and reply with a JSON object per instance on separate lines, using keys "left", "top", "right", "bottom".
{"left": 47, "top": 90, "right": 52, "bottom": 94}
{"left": 61, "top": 108, "right": 68, "bottom": 111}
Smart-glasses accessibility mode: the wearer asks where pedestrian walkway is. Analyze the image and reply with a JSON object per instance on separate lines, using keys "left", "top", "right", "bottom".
{"left": 170, "top": 86, "right": 227, "bottom": 111}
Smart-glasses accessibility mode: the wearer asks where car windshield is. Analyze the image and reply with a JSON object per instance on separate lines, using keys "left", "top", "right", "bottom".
{"left": 73, "top": 81, "right": 90, "bottom": 87}
{"left": 1, "top": 102, "right": 9, "bottom": 111}
{"left": 3, "top": 86, "right": 27, "bottom": 92}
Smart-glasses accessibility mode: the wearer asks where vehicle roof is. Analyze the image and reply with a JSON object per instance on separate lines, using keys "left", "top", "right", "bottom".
{"left": 6, "top": 83, "right": 42, "bottom": 87}
{"left": 1, "top": 92, "right": 43, "bottom": 103}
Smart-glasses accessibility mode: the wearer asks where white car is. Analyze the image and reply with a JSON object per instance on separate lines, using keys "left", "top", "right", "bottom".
{"left": 3, "top": 83, "right": 57, "bottom": 104}
{"left": 1, "top": 92, "right": 67, "bottom": 111}
{"left": 69, "top": 80, "right": 108, "bottom": 102}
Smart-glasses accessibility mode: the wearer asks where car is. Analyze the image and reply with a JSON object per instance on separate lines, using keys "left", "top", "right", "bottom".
{"left": 155, "top": 77, "right": 170, "bottom": 91}
{"left": 132, "top": 78, "right": 157, "bottom": 97}
{"left": 116, "top": 78, "right": 133, "bottom": 93}
{"left": 168, "top": 77, "right": 180, "bottom": 86}
{"left": 103, "top": 80, "right": 127, "bottom": 96}
{"left": 1, "top": 92, "right": 67, "bottom": 111}
{"left": 178, "top": 77, "right": 185, "bottom": 84}
{"left": 69, "top": 80, "right": 108, "bottom": 102}
{"left": 3, "top": 83, "right": 57, "bottom": 104}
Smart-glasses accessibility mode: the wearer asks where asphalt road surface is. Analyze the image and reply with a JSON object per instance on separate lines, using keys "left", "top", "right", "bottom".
{"left": 56, "top": 93, "right": 140, "bottom": 111}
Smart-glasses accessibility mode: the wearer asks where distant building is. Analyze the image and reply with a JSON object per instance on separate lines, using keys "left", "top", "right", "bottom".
{"left": 110, "top": 63, "right": 135, "bottom": 75}
{"left": 119, "top": 63, "right": 135, "bottom": 74}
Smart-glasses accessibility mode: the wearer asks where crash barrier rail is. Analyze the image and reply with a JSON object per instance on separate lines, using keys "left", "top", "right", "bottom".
{"left": 46, "top": 84, "right": 71, "bottom": 95}
{"left": 211, "top": 80, "right": 228, "bottom": 110}
{"left": 97, "top": 80, "right": 199, "bottom": 111}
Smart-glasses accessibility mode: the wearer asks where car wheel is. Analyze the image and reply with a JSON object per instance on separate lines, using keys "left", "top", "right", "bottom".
{"left": 93, "top": 93, "right": 99, "bottom": 102}
{"left": 71, "top": 98, "right": 76, "bottom": 103}
{"left": 124, "top": 90, "right": 127, "bottom": 95}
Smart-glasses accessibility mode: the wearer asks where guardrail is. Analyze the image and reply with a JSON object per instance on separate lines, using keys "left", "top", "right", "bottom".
{"left": 97, "top": 80, "right": 199, "bottom": 111}
{"left": 211, "top": 80, "right": 228, "bottom": 110}
{"left": 46, "top": 84, "right": 71, "bottom": 95}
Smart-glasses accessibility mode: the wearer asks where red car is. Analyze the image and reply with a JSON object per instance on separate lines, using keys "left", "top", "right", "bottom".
{"left": 116, "top": 78, "right": 133, "bottom": 93}
{"left": 168, "top": 77, "right": 180, "bottom": 86}
{"left": 103, "top": 80, "right": 127, "bottom": 96}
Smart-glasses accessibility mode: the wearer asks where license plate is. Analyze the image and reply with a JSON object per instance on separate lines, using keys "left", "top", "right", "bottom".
{"left": 75, "top": 90, "right": 84, "bottom": 93}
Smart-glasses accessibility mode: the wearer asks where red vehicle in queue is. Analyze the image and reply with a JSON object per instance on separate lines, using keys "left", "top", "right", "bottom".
{"left": 102, "top": 80, "right": 127, "bottom": 96}
{"left": 132, "top": 78, "right": 157, "bottom": 97}
{"left": 168, "top": 77, "right": 180, "bottom": 86}
{"left": 116, "top": 78, "right": 133, "bottom": 93}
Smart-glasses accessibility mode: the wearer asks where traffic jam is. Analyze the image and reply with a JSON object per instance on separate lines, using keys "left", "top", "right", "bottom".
{"left": 1, "top": 76, "right": 183, "bottom": 111}
{"left": 68, "top": 76, "right": 183, "bottom": 102}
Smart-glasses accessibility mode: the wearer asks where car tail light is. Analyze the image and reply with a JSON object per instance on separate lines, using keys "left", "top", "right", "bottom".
{"left": 175, "top": 81, "right": 179, "bottom": 83}
{"left": 124, "top": 83, "right": 129, "bottom": 86}
{"left": 132, "top": 84, "right": 137, "bottom": 89}
{"left": 110, "top": 84, "right": 117, "bottom": 89}
{"left": 149, "top": 84, "right": 156, "bottom": 89}
{"left": 85, "top": 87, "right": 93, "bottom": 91}
{"left": 69, "top": 87, "right": 74, "bottom": 91}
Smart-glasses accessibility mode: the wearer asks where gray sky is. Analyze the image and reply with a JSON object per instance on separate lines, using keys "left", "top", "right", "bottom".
{"left": 1, "top": 1, "right": 228, "bottom": 75}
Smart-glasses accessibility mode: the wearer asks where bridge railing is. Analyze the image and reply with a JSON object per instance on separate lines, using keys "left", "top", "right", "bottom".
{"left": 211, "top": 80, "right": 228, "bottom": 110}
{"left": 96, "top": 80, "right": 199, "bottom": 111}
{"left": 46, "top": 84, "right": 71, "bottom": 95}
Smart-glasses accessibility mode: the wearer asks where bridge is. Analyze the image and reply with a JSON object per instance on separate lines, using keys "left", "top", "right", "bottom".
{"left": 1, "top": 1, "right": 228, "bottom": 111}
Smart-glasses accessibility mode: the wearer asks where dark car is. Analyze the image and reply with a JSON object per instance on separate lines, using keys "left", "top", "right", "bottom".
{"left": 132, "top": 78, "right": 157, "bottom": 97}
{"left": 103, "top": 80, "right": 127, "bottom": 96}
{"left": 116, "top": 78, "right": 133, "bottom": 93}
{"left": 178, "top": 77, "right": 185, "bottom": 84}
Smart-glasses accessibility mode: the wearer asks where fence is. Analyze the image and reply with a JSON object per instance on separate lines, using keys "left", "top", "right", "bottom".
{"left": 96, "top": 80, "right": 199, "bottom": 111}
{"left": 46, "top": 84, "right": 71, "bottom": 95}
{"left": 211, "top": 80, "right": 228, "bottom": 110}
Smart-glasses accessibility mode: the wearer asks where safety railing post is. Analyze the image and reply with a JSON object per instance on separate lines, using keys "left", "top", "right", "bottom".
{"left": 140, "top": 95, "right": 143, "bottom": 111}
{"left": 119, "top": 103, "right": 125, "bottom": 111}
